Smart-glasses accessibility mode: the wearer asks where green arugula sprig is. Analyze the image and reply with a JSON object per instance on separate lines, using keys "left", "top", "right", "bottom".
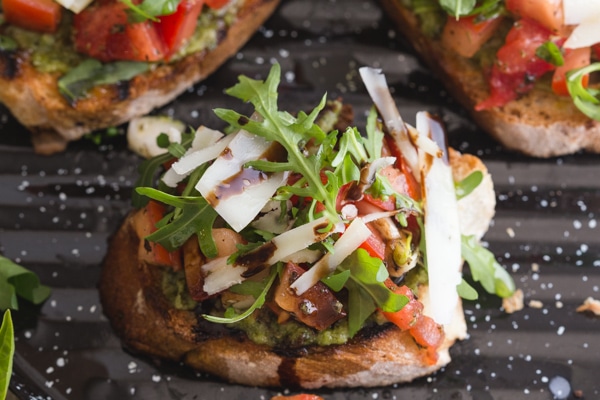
{"left": 455, "top": 170, "right": 483, "bottom": 200}
{"left": 439, "top": 0, "right": 503, "bottom": 19}
{"left": 1, "top": 310, "right": 14, "bottom": 400}
{"left": 567, "top": 63, "right": 600, "bottom": 120}
{"left": 214, "top": 64, "right": 341, "bottom": 224}
{"left": 0, "top": 255, "right": 51, "bottom": 311}
{"left": 461, "top": 235, "right": 516, "bottom": 298}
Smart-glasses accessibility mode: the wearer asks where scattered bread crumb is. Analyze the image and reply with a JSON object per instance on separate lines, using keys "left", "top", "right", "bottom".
{"left": 506, "top": 227, "right": 515, "bottom": 238}
{"left": 531, "top": 263, "right": 539, "bottom": 272}
{"left": 503, "top": 289, "right": 524, "bottom": 314}
{"left": 576, "top": 297, "right": 600, "bottom": 316}
{"left": 528, "top": 300, "right": 543, "bottom": 309}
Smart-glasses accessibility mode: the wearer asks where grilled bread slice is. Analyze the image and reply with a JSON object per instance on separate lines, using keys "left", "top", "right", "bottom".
{"left": 98, "top": 148, "right": 495, "bottom": 389}
{"left": 379, "top": 0, "right": 600, "bottom": 158}
{"left": 0, "top": 0, "right": 279, "bottom": 155}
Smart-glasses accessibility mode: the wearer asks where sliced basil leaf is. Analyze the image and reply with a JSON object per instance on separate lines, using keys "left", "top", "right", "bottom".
{"left": 1, "top": 310, "right": 14, "bottom": 400}
{"left": 58, "top": 59, "right": 149, "bottom": 103}
{"left": 120, "top": 0, "right": 180, "bottom": 22}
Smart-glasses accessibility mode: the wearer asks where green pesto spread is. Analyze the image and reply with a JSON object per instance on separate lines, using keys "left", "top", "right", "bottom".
{"left": 161, "top": 269, "right": 197, "bottom": 311}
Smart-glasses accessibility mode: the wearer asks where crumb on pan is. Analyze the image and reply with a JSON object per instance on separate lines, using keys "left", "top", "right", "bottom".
{"left": 576, "top": 297, "right": 600, "bottom": 316}
{"left": 503, "top": 289, "right": 524, "bottom": 314}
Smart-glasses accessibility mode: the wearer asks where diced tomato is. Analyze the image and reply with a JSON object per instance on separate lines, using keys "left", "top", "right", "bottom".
{"left": 205, "top": 0, "right": 230, "bottom": 9}
{"left": 476, "top": 18, "right": 560, "bottom": 110}
{"left": 441, "top": 14, "right": 504, "bottom": 58}
{"left": 156, "top": 0, "right": 204, "bottom": 56}
{"left": 383, "top": 136, "right": 421, "bottom": 200}
{"left": 144, "top": 200, "right": 183, "bottom": 270}
{"left": 381, "top": 284, "right": 423, "bottom": 331}
{"left": 2, "top": 0, "right": 61, "bottom": 33}
{"left": 505, "top": 0, "right": 563, "bottom": 33}
{"left": 593, "top": 44, "right": 600, "bottom": 60}
{"left": 74, "top": 1, "right": 166, "bottom": 62}
{"left": 552, "top": 46, "right": 591, "bottom": 96}
{"left": 409, "top": 315, "right": 444, "bottom": 364}
{"left": 359, "top": 224, "right": 387, "bottom": 260}
{"left": 361, "top": 192, "right": 395, "bottom": 211}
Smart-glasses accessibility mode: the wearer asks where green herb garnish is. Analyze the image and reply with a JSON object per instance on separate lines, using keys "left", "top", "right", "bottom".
{"left": 58, "top": 59, "right": 149, "bottom": 103}
{"left": 567, "top": 63, "right": 600, "bottom": 120}
{"left": 0, "top": 255, "right": 51, "bottom": 310}
{"left": 120, "top": 0, "right": 180, "bottom": 22}
{"left": 1, "top": 310, "right": 14, "bottom": 400}
{"left": 536, "top": 41, "right": 564, "bottom": 67}
{"left": 455, "top": 170, "right": 483, "bottom": 200}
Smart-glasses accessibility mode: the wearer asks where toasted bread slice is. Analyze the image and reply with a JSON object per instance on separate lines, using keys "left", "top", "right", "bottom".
{"left": 379, "top": 0, "right": 600, "bottom": 158}
{"left": 0, "top": 0, "right": 279, "bottom": 155}
{"left": 99, "top": 148, "right": 493, "bottom": 389}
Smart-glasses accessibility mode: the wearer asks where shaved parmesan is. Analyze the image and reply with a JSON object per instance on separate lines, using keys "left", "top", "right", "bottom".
{"left": 418, "top": 113, "right": 462, "bottom": 326}
{"left": 564, "top": 16, "right": 600, "bottom": 48}
{"left": 563, "top": 0, "right": 600, "bottom": 25}
{"left": 196, "top": 129, "right": 286, "bottom": 232}
{"left": 291, "top": 218, "right": 372, "bottom": 295}
{"left": 55, "top": 0, "right": 93, "bottom": 13}
{"left": 359, "top": 67, "right": 420, "bottom": 181}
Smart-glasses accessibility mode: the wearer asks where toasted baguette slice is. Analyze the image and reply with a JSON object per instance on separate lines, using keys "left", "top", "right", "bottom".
{"left": 379, "top": 0, "right": 600, "bottom": 158}
{"left": 0, "top": 0, "right": 279, "bottom": 155}
{"left": 98, "top": 148, "right": 494, "bottom": 389}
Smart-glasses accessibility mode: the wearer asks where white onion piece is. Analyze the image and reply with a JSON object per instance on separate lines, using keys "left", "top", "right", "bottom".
{"left": 419, "top": 114, "right": 462, "bottom": 326}
{"left": 127, "top": 116, "right": 184, "bottom": 159}
{"left": 359, "top": 67, "right": 420, "bottom": 182}
{"left": 564, "top": 15, "right": 600, "bottom": 48}
{"left": 202, "top": 216, "right": 338, "bottom": 295}
{"left": 55, "top": 0, "right": 93, "bottom": 12}
{"left": 291, "top": 218, "right": 372, "bottom": 295}
{"left": 563, "top": 0, "right": 600, "bottom": 25}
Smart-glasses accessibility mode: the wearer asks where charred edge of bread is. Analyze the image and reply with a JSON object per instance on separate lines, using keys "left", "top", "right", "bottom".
{"left": 98, "top": 149, "right": 494, "bottom": 389}
{"left": 378, "top": 0, "right": 600, "bottom": 158}
{"left": 0, "top": 0, "right": 280, "bottom": 155}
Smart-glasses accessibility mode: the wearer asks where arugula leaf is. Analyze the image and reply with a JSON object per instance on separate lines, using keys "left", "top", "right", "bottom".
{"left": 363, "top": 106, "right": 384, "bottom": 162}
{"left": 322, "top": 270, "right": 351, "bottom": 292}
{"left": 461, "top": 235, "right": 516, "bottom": 298}
{"left": 567, "top": 62, "right": 600, "bottom": 120}
{"left": 455, "top": 170, "right": 483, "bottom": 200}
{"left": 0, "top": 256, "right": 51, "bottom": 310}
{"left": 457, "top": 278, "right": 479, "bottom": 300}
{"left": 135, "top": 187, "right": 219, "bottom": 257}
{"left": 203, "top": 266, "right": 278, "bottom": 324}
{"left": 1, "top": 310, "right": 14, "bottom": 400}
{"left": 337, "top": 249, "right": 408, "bottom": 336}
{"left": 119, "top": 0, "right": 179, "bottom": 22}
{"left": 58, "top": 59, "right": 149, "bottom": 103}
{"left": 214, "top": 64, "right": 340, "bottom": 223}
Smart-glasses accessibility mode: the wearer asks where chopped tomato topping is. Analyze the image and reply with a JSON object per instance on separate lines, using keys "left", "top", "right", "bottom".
{"left": 2, "top": 0, "right": 61, "bottom": 33}
{"left": 409, "top": 315, "right": 445, "bottom": 364}
{"left": 383, "top": 136, "right": 421, "bottom": 200}
{"left": 505, "top": 0, "right": 563, "bottom": 33}
{"left": 156, "top": 0, "right": 205, "bottom": 56}
{"left": 552, "top": 46, "right": 591, "bottom": 96}
{"left": 74, "top": 1, "right": 167, "bottom": 62}
{"left": 476, "top": 18, "right": 561, "bottom": 110}
{"left": 144, "top": 200, "right": 183, "bottom": 270}
{"left": 359, "top": 224, "right": 387, "bottom": 260}
{"left": 441, "top": 14, "right": 504, "bottom": 58}
{"left": 381, "top": 284, "right": 423, "bottom": 330}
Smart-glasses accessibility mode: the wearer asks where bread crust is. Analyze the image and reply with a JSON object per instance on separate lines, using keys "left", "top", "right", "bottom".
{"left": 0, "top": 0, "right": 280, "bottom": 155}
{"left": 379, "top": 0, "right": 600, "bottom": 158}
{"left": 99, "top": 149, "right": 492, "bottom": 389}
